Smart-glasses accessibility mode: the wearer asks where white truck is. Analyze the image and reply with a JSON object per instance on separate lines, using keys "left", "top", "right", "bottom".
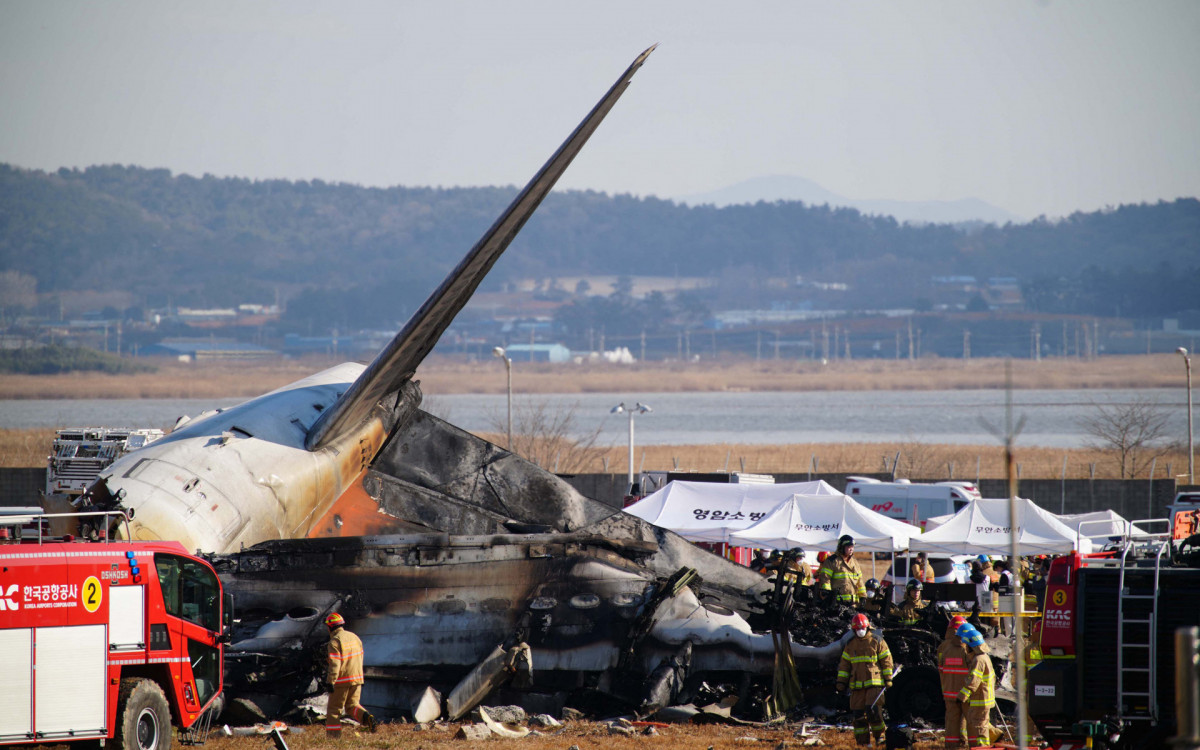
{"left": 844, "top": 476, "right": 981, "bottom": 526}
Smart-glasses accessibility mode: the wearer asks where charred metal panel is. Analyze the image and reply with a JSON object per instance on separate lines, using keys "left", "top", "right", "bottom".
{"left": 373, "top": 409, "right": 771, "bottom": 615}
{"left": 576, "top": 511, "right": 769, "bottom": 613}
{"left": 374, "top": 410, "right": 611, "bottom": 533}
{"left": 363, "top": 470, "right": 513, "bottom": 536}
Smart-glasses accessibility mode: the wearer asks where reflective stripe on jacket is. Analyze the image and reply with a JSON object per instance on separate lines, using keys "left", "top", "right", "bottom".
{"left": 958, "top": 649, "right": 995, "bottom": 707}
{"left": 937, "top": 635, "right": 969, "bottom": 699}
{"left": 836, "top": 633, "right": 894, "bottom": 690}
{"left": 896, "top": 597, "right": 927, "bottom": 626}
{"left": 910, "top": 561, "right": 934, "bottom": 582}
{"left": 818, "top": 554, "right": 866, "bottom": 602}
{"left": 327, "top": 627, "right": 366, "bottom": 686}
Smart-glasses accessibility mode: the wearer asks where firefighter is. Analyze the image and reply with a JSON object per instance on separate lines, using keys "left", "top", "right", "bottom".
{"left": 955, "top": 623, "right": 996, "bottom": 750}
{"left": 324, "top": 613, "right": 377, "bottom": 736}
{"left": 938, "top": 615, "right": 970, "bottom": 750}
{"left": 895, "top": 578, "right": 928, "bottom": 626}
{"left": 836, "top": 612, "right": 894, "bottom": 746}
{"left": 910, "top": 551, "right": 935, "bottom": 583}
{"left": 818, "top": 534, "right": 867, "bottom": 604}
{"left": 860, "top": 578, "right": 886, "bottom": 614}
{"left": 783, "top": 547, "right": 814, "bottom": 586}
{"left": 991, "top": 559, "right": 1017, "bottom": 634}
{"left": 750, "top": 549, "right": 771, "bottom": 574}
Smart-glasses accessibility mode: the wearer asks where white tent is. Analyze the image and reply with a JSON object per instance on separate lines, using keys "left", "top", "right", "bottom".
{"left": 1058, "top": 510, "right": 1151, "bottom": 545}
{"left": 623, "top": 480, "right": 841, "bottom": 544}
{"left": 909, "top": 497, "right": 1094, "bottom": 556}
{"left": 924, "top": 513, "right": 954, "bottom": 531}
{"left": 729, "top": 492, "right": 922, "bottom": 552}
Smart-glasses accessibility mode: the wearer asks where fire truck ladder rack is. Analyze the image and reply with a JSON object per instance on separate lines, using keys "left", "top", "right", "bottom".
{"left": 1114, "top": 519, "right": 1172, "bottom": 725}
{"left": 0, "top": 510, "right": 132, "bottom": 544}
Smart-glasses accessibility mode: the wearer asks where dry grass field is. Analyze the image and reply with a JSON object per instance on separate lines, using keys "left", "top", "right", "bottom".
{"left": 0, "top": 352, "right": 1186, "bottom": 400}
{"left": 3, "top": 423, "right": 1185, "bottom": 479}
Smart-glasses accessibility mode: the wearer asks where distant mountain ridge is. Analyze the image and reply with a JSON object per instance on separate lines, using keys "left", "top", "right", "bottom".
{"left": 677, "top": 174, "right": 1023, "bottom": 225}
{"left": 1, "top": 164, "right": 1196, "bottom": 329}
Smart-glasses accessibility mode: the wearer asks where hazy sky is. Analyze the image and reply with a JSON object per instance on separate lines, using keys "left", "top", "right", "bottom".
{"left": 3, "top": 1, "right": 1198, "bottom": 220}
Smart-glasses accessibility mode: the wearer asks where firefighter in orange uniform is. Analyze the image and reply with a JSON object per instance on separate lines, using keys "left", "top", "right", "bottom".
{"left": 836, "top": 612, "right": 894, "bottom": 746}
{"left": 956, "top": 623, "right": 995, "bottom": 749}
{"left": 937, "top": 615, "right": 969, "bottom": 749}
{"left": 910, "top": 552, "right": 935, "bottom": 582}
{"left": 324, "top": 613, "right": 377, "bottom": 736}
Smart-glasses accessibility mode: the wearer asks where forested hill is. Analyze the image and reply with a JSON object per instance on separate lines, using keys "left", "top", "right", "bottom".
{"left": 2, "top": 164, "right": 1197, "bottom": 321}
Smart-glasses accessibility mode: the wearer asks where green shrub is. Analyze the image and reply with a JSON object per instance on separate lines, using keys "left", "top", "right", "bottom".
{"left": 0, "top": 344, "right": 156, "bottom": 375}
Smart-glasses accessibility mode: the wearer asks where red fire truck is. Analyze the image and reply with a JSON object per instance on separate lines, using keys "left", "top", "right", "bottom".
{"left": 0, "top": 511, "right": 228, "bottom": 750}
{"left": 1027, "top": 504, "right": 1200, "bottom": 749}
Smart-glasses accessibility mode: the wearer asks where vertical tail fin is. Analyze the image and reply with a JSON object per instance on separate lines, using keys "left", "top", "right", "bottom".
{"left": 307, "top": 45, "right": 656, "bottom": 450}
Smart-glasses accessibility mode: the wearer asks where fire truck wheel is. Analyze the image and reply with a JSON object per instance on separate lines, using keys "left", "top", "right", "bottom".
{"left": 115, "top": 678, "right": 172, "bottom": 750}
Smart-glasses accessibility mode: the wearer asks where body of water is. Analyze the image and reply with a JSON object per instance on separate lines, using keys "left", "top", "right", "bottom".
{"left": 0, "top": 388, "right": 1188, "bottom": 449}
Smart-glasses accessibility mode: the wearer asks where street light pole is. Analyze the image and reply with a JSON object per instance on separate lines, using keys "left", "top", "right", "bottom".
{"left": 493, "top": 347, "right": 513, "bottom": 451}
{"left": 1179, "top": 347, "right": 1195, "bottom": 484}
{"left": 611, "top": 402, "right": 651, "bottom": 493}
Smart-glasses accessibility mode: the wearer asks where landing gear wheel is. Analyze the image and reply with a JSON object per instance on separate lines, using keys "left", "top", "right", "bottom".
{"left": 887, "top": 665, "right": 943, "bottom": 724}
{"left": 115, "top": 678, "right": 172, "bottom": 750}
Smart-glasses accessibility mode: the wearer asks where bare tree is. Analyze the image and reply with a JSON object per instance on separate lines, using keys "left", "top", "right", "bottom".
{"left": 487, "top": 398, "right": 604, "bottom": 474}
{"left": 1080, "top": 397, "right": 1172, "bottom": 478}
{"left": 895, "top": 435, "right": 940, "bottom": 479}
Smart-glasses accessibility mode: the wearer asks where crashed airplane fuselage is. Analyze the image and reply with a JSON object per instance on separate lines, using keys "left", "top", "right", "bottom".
{"left": 84, "top": 47, "right": 655, "bottom": 555}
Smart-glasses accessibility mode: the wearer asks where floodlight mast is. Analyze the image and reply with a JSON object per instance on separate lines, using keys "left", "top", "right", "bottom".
{"left": 611, "top": 402, "right": 652, "bottom": 494}
{"left": 1179, "top": 347, "right": 1194, "bottom": 484}
{"left": 493, "top": 347, "right": 512, "bottom": 451}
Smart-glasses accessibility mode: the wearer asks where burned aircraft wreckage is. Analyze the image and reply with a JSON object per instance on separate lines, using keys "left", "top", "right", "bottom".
{"left": 76, "top": 47, "right": 993, "bottom": 724}
{"left": 213, "top": 410, "right": 974, "bottom": 723}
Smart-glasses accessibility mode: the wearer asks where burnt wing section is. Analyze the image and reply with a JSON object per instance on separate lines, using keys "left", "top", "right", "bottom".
{"left": 371, "top": 408, "right": 770, "bottom": 610}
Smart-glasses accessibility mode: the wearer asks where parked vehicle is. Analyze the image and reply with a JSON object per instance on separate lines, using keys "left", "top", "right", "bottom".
{"left": 844, "top": 477, "right": 980, "bottom": 526}
{"left": 1028, "top": 512, "right": 1199, "bottom": 749}
{"left": 0, "top": 510, "right": 229, "bottom": 750}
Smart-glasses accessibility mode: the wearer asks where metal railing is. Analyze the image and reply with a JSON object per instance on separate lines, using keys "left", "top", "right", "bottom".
{"left": 0, "top": 510, "right": 132, "bottom": 545}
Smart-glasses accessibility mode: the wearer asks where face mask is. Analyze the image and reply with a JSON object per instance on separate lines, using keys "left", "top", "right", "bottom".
{"left": 854, "top": 628, "right": 868, "bottom": 638}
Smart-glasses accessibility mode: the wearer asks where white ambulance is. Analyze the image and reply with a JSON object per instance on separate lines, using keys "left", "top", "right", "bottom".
{"left": 844, "top": 476, "right": 981, "bottom": 526}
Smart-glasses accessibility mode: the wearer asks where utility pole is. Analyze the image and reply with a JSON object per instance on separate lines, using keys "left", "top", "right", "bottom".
{"left": 1180, "top": 348, "right": 1195, "bottom": 484}
{"left": 907, "top": 317, "right": 915, "bottom": 360}
{"left": 963, "top": 329, "right": 971, "bottom": 360}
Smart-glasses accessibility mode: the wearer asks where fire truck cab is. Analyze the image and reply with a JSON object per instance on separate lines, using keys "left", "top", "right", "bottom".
{"left": 0, "top": 511, "right": 227, "bottom": 750}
